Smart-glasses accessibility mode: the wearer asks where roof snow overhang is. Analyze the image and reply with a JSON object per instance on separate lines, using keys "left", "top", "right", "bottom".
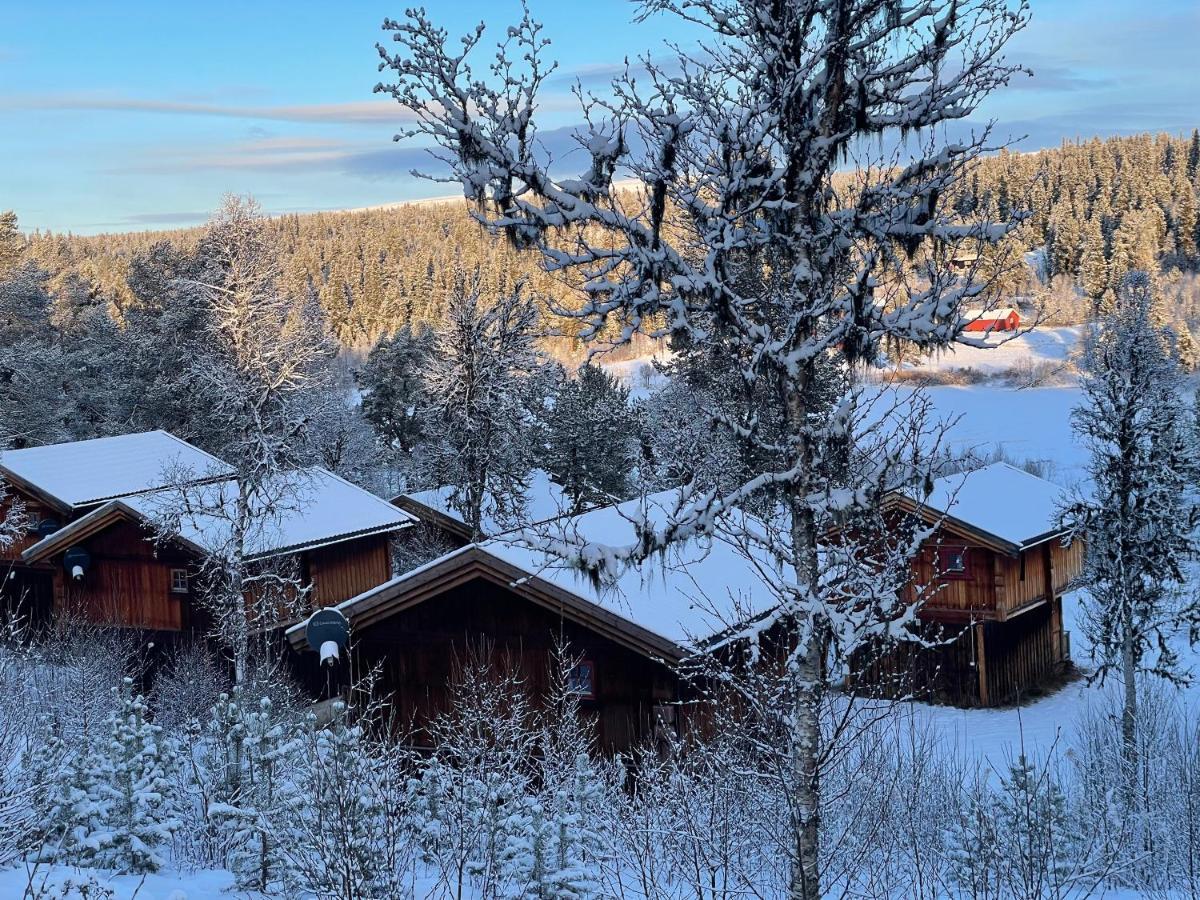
{"left": 286, "top": 544, "right": 686, "bottom": 666}
{"left": 23, "top": 496, "right": 415, "bottom": 566}
{"left": 881, "top": 492, "right": 1072, "bottom": 556}
{"left": 0, "top": 465, "right": 75, "bottom": 517}
{"left": 390, "top": 494, "right": 473, "bottom": 542}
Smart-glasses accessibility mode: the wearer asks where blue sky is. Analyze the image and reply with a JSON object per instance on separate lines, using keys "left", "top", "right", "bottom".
{"left": 3, "top": 0, "right": 1198, "bottom": 235}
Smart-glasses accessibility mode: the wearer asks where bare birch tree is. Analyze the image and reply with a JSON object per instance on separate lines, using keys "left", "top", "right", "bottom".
{"left": 376, "top": 2, "right": 1027, "bottom": 894}
{"left": 418, "top": 275, "right": 550, "bottom": 540}
{"left": 152, "top": 197, "right": 338, "bottom": 685}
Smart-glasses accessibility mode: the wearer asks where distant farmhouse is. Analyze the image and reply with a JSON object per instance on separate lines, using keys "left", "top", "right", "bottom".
{"left": 961, "top": 306, "right": 1021, "bottom": 333}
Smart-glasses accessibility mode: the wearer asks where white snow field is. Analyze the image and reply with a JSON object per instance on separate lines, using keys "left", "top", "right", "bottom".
{"left": 0, "top": 865, "right": 246, "bottom": 900}
{"left": 899, "top": 325, "right": 1084, "bottom": 378}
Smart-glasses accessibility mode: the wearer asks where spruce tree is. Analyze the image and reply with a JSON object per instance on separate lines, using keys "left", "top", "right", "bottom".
{"left": 45, "top": 680, "right": 180, "bottom": 873}
{"left": 1078, "top": 220, "right": 1110, "bottom": 310}
{"left": 1068, "top": 271, "right": 1199, "bottom": 809}
{"left": 0, "top": 211, "right": 22, "bottom": 277}
{"left": 358, "top": 323, "right": 435, "bottom": 454}
{"left": 541, "top": 363, "right": 636, "bottom": 513}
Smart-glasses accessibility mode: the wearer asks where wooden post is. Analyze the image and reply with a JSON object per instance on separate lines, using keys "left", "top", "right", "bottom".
{"left": 975, "top": 623, "right": 990, "bottom": 706}
{"left": 1044, "top": 543, "right": 1061, "bottom": 661}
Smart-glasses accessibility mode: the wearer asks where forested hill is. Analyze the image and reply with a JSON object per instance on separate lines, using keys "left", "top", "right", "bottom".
{"left": 24, "top": 200, "right": 574, "bottom": 350}
{"left": 18, "top": 129, "right": 1200, "bottom": 347}
{"left": 962, "top": 131, "right": 1200, "bottom": 288}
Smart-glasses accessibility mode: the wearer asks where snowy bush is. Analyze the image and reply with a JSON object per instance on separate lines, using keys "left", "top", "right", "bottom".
{"left": 271, "top": 704, "right": 408, "bottom": 900}
{"left": 38, "top": 678, "right": 179, "bottom": 874}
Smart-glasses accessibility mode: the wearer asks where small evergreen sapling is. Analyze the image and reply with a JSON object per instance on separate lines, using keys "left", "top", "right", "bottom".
{"left": 45, "top": 679, "right": 180, "bottom": 873}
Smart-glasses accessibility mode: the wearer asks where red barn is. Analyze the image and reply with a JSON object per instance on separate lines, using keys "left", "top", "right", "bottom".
{"left": 962, "top": 307, "right": 1020, "bottom": 332}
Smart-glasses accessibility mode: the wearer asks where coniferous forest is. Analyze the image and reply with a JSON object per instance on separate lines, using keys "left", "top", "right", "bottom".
{"left": 14, "top": 131, "right": 1200, "bottom": 350}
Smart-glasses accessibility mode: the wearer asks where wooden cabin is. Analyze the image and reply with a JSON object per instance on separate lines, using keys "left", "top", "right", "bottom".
{"left": 0, "top": 431, "right": 233, "bottom": 628}
{"left": 0, "top": 432, "right": 414, "bottom": 637}
{"left": 875, "top": 462, "right": 1082, "bottom": 706}
{"left": 962, "top": 306, "right": 1021, "bottom": 332}
{"left": 288, "top": 491, "right": 773, "bottom": 754}
{"left": 391, "top": 469, "right": 572, "bottom": 547}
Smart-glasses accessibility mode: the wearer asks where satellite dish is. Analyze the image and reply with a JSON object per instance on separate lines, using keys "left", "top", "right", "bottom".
{"left": 35, "top": 518, "right": 60, "bottom": 538}
{"left": 305, "top": 607, "right": 350, "bottom": 666}
{"left": 63, "top": 546, "right": 91, "bottom": 581}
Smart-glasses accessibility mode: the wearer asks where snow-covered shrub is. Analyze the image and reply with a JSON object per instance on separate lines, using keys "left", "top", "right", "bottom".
{"left": 150, "top": 643, "right": 230, "bottom": 734}
{"left": 500, "top": 651, "right": 618, "bottom": 899}
{"left": 198, "top": 691, "right": 298, "bottom": 891}
{"left": 409, "top": 651, "right": 537, "bottom": 899}
{"left": 40, "top": 678, "right": 180, "bottom": 874}
{"left": 1074, "top": 681, "right": 1200, "bottom": 892}
{"left": 611, "top": 737, "right": 779, "bottom": 899}
{"left": 22, "top": 871, "right": 116, "bottom": 900}
{"left": 273, "top": 704, "right": 405, "bottom": 900}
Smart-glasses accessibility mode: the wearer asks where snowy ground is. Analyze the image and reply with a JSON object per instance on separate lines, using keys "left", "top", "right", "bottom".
{"left": 0, "top": 864, "right": 248, "bottom": 900}
{"left": 903, "top": 325, "right": 1083, "bottom": 378}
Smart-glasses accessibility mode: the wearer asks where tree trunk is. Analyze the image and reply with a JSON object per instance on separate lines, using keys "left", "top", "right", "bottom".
{"left": 791, "top": 642, "right": 823, "bottom": 900}
{"left": 786, "top": 374, "right": 822, "bottom": 900}
{"left": 1120, "top": 596, "right": 1139, "bottom": 813}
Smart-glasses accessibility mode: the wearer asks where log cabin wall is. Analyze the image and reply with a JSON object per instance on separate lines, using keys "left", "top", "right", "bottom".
{"left": 977, "top": 600, "right": 1062, "bottom": 705}
{"left": 339, "top": 577, "right": 677, "bottom": 754}
{"left": 997, "top": 544, "right": 1047, "bottom": 615}
{"left": 995, "top": 538, "right": 1082, "bottom": 617}
{"left": 912, "top": 541, "right": 997, "bottom": 618}
{"left": 304, "top": 534, "right": 392, "bottom": 608}
{"left": 1050, "top": 538, "right": 1084, "bottom": 593}
{"left": 53, "top": 520, "right": 197, "bottom": 632}
{"left": 853, "top": 597, "right": 1064, "bottom": 707}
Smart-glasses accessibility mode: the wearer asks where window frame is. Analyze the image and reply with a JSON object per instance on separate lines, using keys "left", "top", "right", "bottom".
{"left": 169, "top": 568, "right": 189, "bottom": 595}
{"left": 566, "top": 659, "right": 597, "bottom": 701}
{"left": 937, "top": 545, "right": 971, "bottom": 580}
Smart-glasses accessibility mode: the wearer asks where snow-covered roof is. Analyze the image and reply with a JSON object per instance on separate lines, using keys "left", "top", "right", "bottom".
{"left": 1, "top": 430, "right": 231, "bottom": 510}
{"left": 25, "top": 467, "right": 415, "bottom": 562}
{"left": 304, "top": 490, "right": 778, "bottom": 652}
{"left": 962, "top": 306, "right": 1019, "bottom": 321}
{"left": 915, "top": 462, "right": 1067, "bottom": 550}
{"left": 125, "top": 468, "right": 415, "bottom": 557}
{"left": 399, "top": 470, "right": 574, "bottom": 538}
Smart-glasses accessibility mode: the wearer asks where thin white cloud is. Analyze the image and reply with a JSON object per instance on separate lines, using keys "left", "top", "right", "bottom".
{"left": 4, "top": 93, "right": 411, "bottom": 125}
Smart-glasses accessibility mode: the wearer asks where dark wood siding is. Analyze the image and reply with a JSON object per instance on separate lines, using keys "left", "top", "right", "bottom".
{"left": 855, "top": 596, "right": 1065, "bottom": 707}
{"left": 305, "top": 534, "right": 392, "bottom": 608}
{"left": 52, "top": 520, "right": 196, "bottom": 632}
{"left": 339, "top": 576, "right": 677, "bottom": 753}
{"left": 912, "top": 541, "right": 998, "bottom": 618}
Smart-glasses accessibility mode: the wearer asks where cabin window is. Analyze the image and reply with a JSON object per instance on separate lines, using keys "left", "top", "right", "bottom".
{"left": 170, "top": 568, "right": 189, "bottom": 594}
{"left": 937, "top": 546, "right": 970, "bottom": 579}
{"left": 567, "top": 660, "right": 596, "bottom": 700}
